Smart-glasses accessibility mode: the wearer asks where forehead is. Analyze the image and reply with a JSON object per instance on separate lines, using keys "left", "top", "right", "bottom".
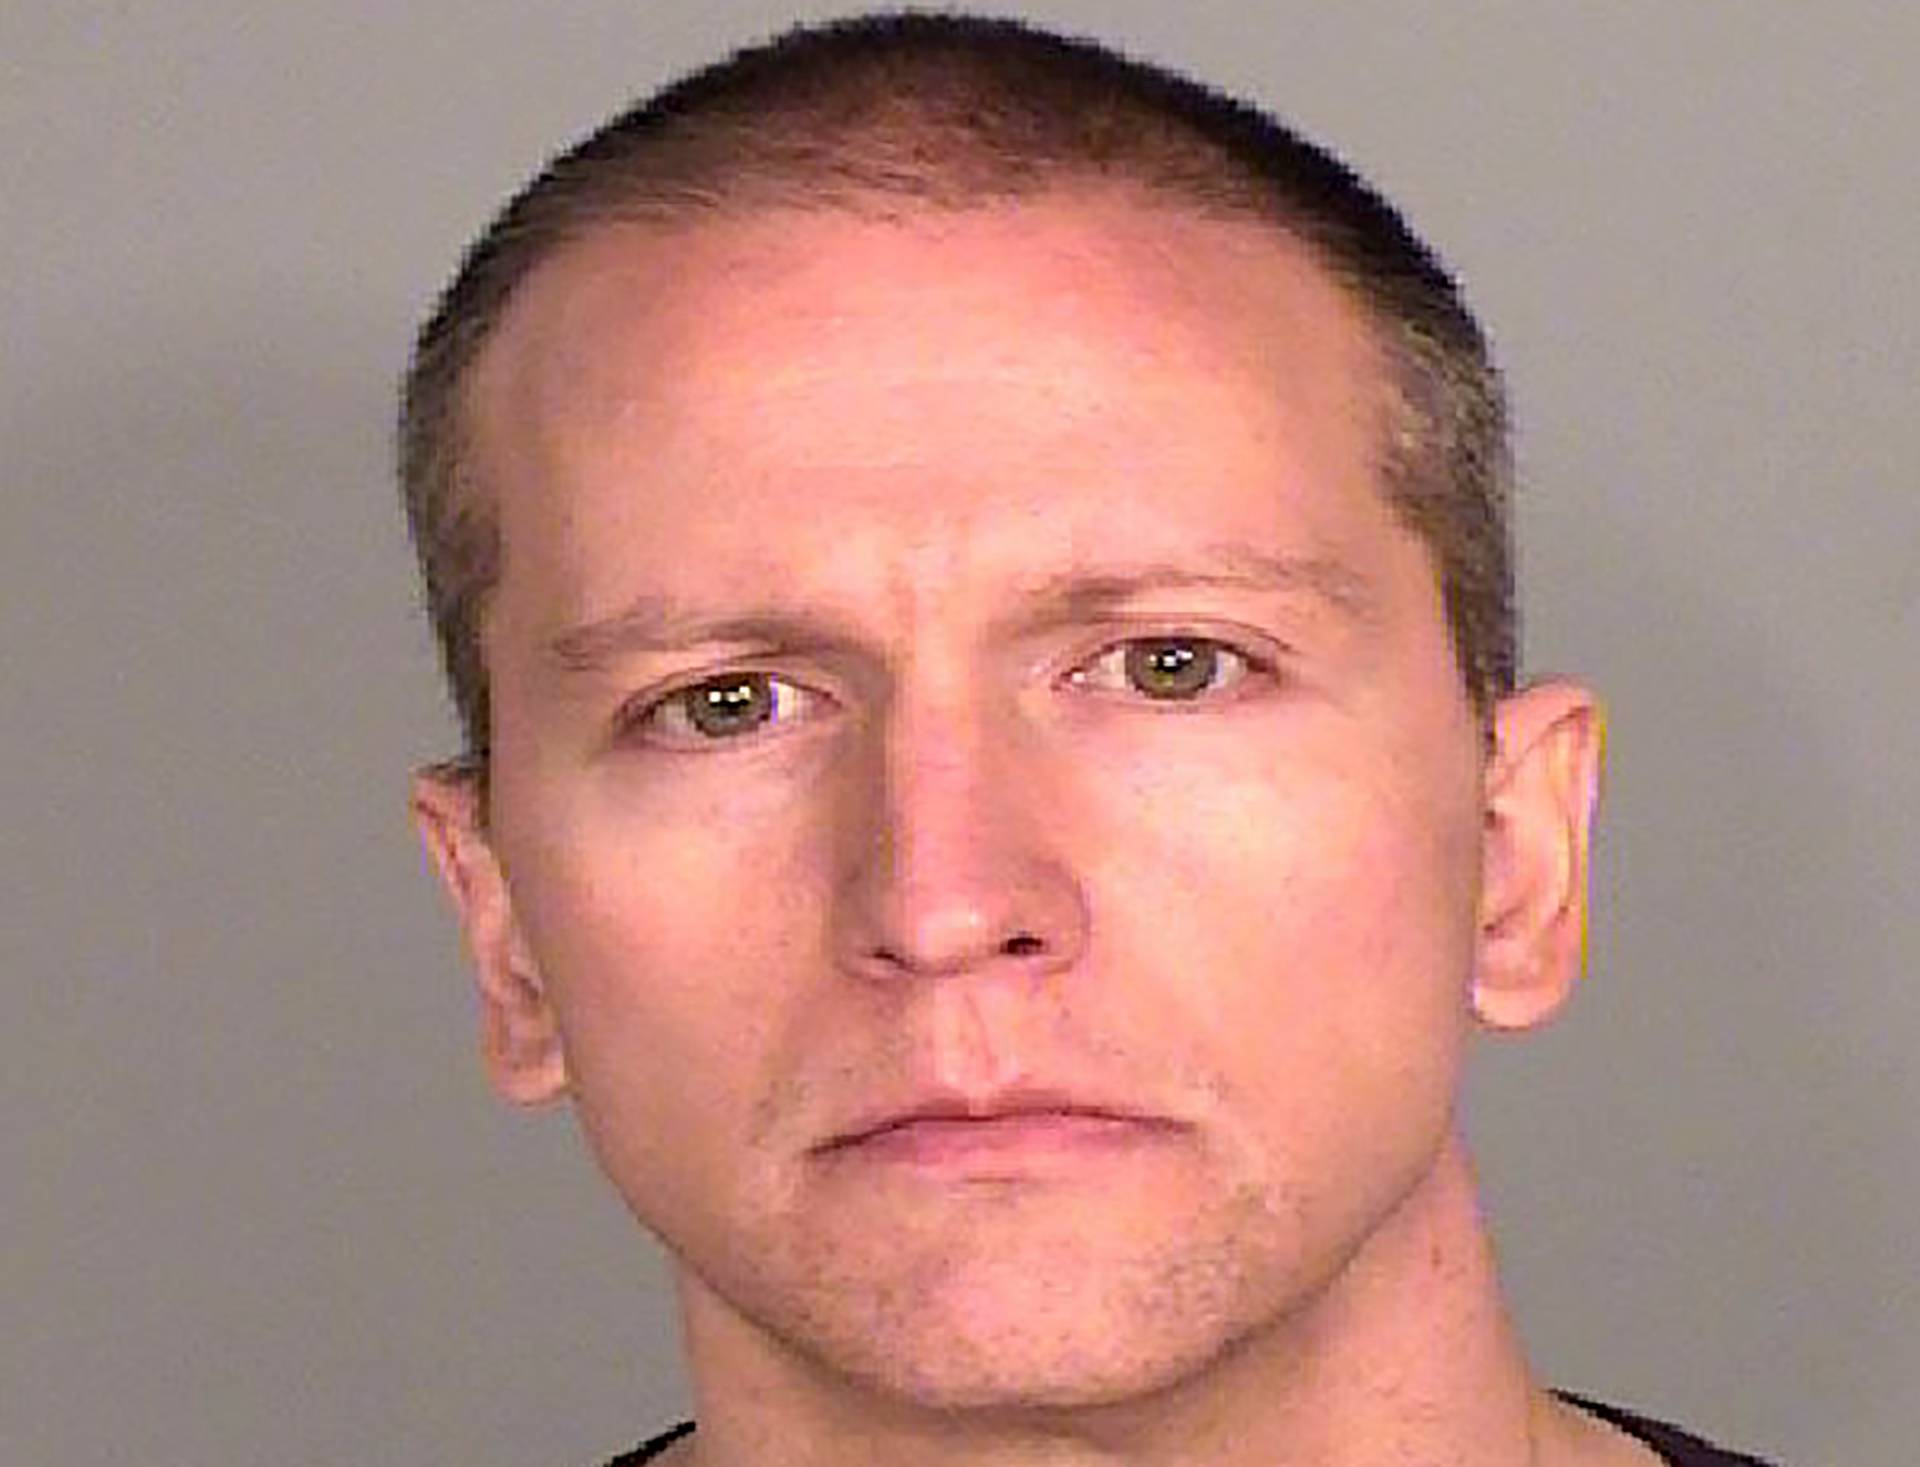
{"left": 473, "top": 192, "right": 1382, "bottom": 449}
{"left": 465, "top": 193, "right": 1403, "bottom": 640}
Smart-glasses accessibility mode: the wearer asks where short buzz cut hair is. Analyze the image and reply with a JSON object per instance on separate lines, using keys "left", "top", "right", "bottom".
{"left": 400, "top": 9, "right": 1516, "bottom": 786}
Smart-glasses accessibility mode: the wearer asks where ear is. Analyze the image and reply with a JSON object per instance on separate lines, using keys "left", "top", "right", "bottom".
{"left": 1471, "top": 681, "right": 1606, "bottom": 1032}
{"left": 410, "top": 767, "right": 569, "bottom": 1104}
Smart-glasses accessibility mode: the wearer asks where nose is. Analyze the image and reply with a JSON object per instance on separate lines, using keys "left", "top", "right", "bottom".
{"left": 830, "top": 688, "right": 1087, "bottom": 984}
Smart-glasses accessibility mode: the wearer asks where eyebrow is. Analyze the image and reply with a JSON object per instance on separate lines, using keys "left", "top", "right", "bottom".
{"left": 544, "top": 544, "right": 1375, "bottom": 673}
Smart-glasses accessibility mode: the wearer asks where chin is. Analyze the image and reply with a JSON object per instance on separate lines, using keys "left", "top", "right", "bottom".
{"left": 691, "top": 1182, "right": 1328, "bottom": 1419}
{"left": 829, "top": 1321, "right": 1232, "bottom": 1416}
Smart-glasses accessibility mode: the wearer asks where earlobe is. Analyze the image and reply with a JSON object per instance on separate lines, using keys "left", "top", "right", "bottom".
{"left": 409, "top": 768, "right": 570, "bottom": 1104}
{"left": 1471, "top": 683, "right": 1605, "bottom": 1032}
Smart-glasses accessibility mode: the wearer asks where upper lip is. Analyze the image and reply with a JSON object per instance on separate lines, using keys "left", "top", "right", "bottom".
{"left": 818, "top": 1087, "right": 1172, "bottom": 1150}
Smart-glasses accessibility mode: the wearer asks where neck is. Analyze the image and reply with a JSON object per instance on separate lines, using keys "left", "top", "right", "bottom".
{"left": 673, "top": 1134, "right": 1545, "bottom": 1467}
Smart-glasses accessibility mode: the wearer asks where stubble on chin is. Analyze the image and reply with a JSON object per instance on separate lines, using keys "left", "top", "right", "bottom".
{"left": 682, "top": 1152, "right": 1327, "bottom": 1417}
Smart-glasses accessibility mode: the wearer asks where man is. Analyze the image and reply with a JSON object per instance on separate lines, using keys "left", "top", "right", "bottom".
{"left": 400, "top": 13, "right": 1779, "bottom": 1466}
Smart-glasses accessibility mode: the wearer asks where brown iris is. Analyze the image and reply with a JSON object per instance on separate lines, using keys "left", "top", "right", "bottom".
{"left": 1123, "top": 638, "right": 1221, "bottom": 700}
{"left": 679, "top": 674, "right": 778, "bottom": 740}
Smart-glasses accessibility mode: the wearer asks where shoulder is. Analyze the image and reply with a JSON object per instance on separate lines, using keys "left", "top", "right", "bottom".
{"left": 603, "top": 1419, "right": 696, "bottom": 1465}
{"left": 602, "top": 1407, "right": 1791, "bottom": 1467}
{"left": 1558, "top": 1392, "right": 1787, "bottom": 1467}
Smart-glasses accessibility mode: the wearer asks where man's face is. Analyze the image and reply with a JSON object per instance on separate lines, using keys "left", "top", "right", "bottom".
{"left": 447, "top": 194, "right": 1499, "bottom": 1407}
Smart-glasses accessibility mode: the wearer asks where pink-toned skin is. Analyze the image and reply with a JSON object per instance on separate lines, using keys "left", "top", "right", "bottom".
{"left": 413, "top": 195, "right": 1616, "bottom": 1467}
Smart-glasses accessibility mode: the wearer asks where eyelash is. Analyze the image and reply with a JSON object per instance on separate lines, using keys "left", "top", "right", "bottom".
{"left": 617, "top": 633, "right": 1278, "bottom": 749}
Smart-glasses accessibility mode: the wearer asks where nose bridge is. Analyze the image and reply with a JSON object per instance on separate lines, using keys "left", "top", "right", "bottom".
{"left": 832, "top": 666, "right": 1085, "bottom": 982}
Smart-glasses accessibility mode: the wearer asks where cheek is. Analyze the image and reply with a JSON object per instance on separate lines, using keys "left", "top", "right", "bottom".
{"left": 496, "top": 796, "right": 803, "bottom": 1177}
{"left": 1094, "top": 736, "right": 1481, "bottom": 1128}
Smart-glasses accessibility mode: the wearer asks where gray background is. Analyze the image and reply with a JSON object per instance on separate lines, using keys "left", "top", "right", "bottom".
{"left": 5, "top": 2, "right": 1914, "bottom": 1463}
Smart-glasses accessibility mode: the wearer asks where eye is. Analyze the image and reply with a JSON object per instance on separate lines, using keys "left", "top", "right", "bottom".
{"left": 620, "top": 671, "right": 823, "bottom": 747}
{"left": 621, "top": 634, "right": 1270, "bottom": 749}
{"left": 1066, "top": 634, "right": 1269, "bottom": 703}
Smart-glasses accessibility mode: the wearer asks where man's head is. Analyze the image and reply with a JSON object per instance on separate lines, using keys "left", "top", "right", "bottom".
{"left": 404, "top": 8, "right": 1600, "bottom": 1433}
{"left": 401, "top": 12, "right": 1515, "bottom": 794}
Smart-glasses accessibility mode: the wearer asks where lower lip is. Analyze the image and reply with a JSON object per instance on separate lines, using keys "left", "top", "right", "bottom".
{"left": 826, "top": 1112, "right": 1176, "bottom": 1170}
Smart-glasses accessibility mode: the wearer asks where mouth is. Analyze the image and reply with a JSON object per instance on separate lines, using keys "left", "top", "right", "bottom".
{"left": 814, "top": 1089, "right": 1184, "bottom": 1170}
